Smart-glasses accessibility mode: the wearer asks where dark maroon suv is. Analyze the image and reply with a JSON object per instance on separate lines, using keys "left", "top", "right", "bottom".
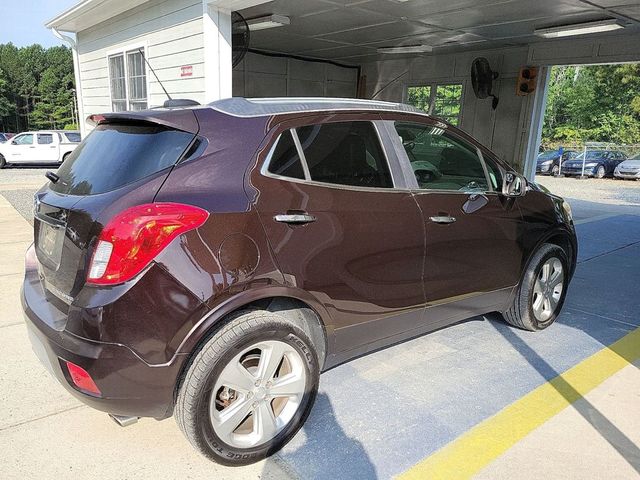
{"left": 22, "top": 98, "right": 577, "bottom": 465}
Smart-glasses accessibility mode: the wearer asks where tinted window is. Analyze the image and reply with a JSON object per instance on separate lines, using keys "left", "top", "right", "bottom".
{"left": 268, "top": 130, "right": 305, "bottom": 180}
{"left": 483, "top": 156, "right": 503, "bottom": 191}
{"left": 395, "top": 122, "right": 488, "bottom": 191}
{"left": 296, "top": 121, "right": 392, "bottom": 188}
{"left": 37, "top": 134, "right": 54, "bottom": 145}
{"left": 63, "top": 132, "right": 81, "bottom": 143}
{"left": 51, "top": 123, "right": 194, "bottom": 195}
{"left": 13, "top": 134, "right": 33, "bottom": 145}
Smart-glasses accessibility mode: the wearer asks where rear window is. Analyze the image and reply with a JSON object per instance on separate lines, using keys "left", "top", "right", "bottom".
{"left": 63, "top": 132, "right": 81, "bottom": 143}
{"left": 51, "top": 123, "right": 195, "bottom": 195}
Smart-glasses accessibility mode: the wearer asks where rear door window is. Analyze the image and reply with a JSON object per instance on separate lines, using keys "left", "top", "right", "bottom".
{"left": 267, "top": 130, "right": 305, "bottom": 180}
{"left": 296, "top": 121, "right": 393, "bottom": 188}
{"left": 51, "top": 123, "right": 195, "bottom": 195}
{"left": 37, "top": 134, "right": 54, "bottom": 145}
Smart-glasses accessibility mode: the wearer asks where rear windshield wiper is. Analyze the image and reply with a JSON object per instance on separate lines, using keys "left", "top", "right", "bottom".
{"left": 45, "top": 171, "right": 60, "bottom": 183}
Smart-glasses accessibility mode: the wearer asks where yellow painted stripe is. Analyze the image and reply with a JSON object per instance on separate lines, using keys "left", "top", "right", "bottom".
{"left": 398, "top": 327, "right": 640, "bottom": 480}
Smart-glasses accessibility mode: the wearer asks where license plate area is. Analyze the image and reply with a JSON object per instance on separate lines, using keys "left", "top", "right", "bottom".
{"left": 36, "top": 220, "right": 65, "bottom": 271}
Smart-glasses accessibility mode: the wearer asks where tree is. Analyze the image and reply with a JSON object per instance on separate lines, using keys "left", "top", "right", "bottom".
{"left": 543, "top": 63, "right": 640, "bottom": 146}
{"left": 0, "top": 43, "right": 75, "bottom": 132}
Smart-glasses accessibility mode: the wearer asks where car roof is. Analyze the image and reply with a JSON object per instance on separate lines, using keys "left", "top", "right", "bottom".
{"left": 208, "top": 97, "right": 427, "bottom": 118}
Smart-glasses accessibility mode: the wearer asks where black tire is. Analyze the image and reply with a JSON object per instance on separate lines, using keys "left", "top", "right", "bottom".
{"left": 502, "top": 243, "right": 569, "bottom": 331}
{"left": 175, "top": 310, "right": 319, "bottom": 466}
{"left": 0, "top": 154, "right": 5, "bottom": 169}
{"left": 595, "top": 165, "right": 606, "bottom": 179}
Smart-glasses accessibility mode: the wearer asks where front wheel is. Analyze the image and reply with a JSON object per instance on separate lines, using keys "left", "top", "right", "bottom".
{"left": 0, "top": 154, "right": 5, "bottom": 169}
{"left": 595, "top": 165, "right": 606, "bottom": 179}
{"left": 175, "top": 310, "right": 319, "bottom": 466}
{"left": 551, "top": 164, "right": 560, "bottom": 176}
{"left": 502, "top": 244, "right": 569, "bottom": 331}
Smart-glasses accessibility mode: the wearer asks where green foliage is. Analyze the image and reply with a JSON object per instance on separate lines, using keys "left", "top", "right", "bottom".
{"left": 407, "top": 86, "right": 431, "bottom": 112}
{"left": 543, "top": 64, "right": 640, "bottom": 145}
{"left": 0, "top": 43, "right": 75, "bottom": 132}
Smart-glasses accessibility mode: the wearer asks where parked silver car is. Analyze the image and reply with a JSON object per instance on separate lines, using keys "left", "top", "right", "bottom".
{"left": 614, "top": 154, "right": 640, "bottom": 180}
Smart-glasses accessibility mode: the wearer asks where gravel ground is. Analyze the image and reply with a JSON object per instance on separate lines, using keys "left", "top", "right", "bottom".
{"left": 535, "top": 175, "right": 640, "bottom": 206}
{"left": 0, "top": 166, "right": 49, "bottom": 225}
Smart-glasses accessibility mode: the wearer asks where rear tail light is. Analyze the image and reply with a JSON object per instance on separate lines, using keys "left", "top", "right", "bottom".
{"left": 65, "top": 360, "right": 101, "bottom": 396}
{"left": 87, "top": 203, "right": 209, "bottom": 285}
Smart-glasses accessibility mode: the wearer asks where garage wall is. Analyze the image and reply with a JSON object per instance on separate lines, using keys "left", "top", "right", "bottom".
{"left": 76, "top": 0, "right": 205, "bottom": 123}
{"left": 233, "top": 52, "right": 358, "bottom": 98}
{"left": 362, "top": 46, "right": 532, "bottom": 171}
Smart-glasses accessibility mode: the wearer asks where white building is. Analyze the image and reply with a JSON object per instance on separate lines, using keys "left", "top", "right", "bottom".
{"left": 47, "top": 0, "right": 640, "bottom": 175}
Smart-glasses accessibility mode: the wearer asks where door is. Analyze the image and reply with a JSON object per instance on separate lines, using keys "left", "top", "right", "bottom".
{"left": 6, "top": 133, "right": 35, "bottom": 162}
{"left": 252, "top": 119, "right": 426, "bottom": 353}
{"left": 392, "top": 120, "right": 523, "bottom": 323}
{"left": 35, "top": 133, "right": 60, "bottom": 163}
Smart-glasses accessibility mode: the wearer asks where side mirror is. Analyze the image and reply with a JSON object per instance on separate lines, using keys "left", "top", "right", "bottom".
{"left": 502, "top": 172, "right": 527, "bottom": 197}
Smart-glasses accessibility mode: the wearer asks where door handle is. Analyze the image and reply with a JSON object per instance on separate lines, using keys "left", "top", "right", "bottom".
{"left": 274, "top": 213, "right": 316, "bottom": 225}
{"left": 429, "top": 215, "right": 456, "bottom": 224}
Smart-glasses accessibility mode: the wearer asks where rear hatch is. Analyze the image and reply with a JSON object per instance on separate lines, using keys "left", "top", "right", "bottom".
{"left": 34, "top": 118, "right": 198, "bottom": 304}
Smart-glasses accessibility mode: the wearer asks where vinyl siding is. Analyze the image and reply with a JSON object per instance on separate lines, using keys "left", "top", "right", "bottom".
{"left": 76, "top": 0, "right": 205, "bottom": 127}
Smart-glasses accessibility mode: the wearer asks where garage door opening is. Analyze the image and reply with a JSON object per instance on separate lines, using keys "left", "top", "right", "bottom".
{"left": 534, "top": 62, "right": 640, "bottom": 180}
{"left": 532, "top": 62, "right": 640, "bottom": 221}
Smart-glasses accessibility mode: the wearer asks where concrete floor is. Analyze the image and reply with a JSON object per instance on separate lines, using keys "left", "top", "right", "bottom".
{"left": 0, "top": 173, "right": 639, "bottom": 479}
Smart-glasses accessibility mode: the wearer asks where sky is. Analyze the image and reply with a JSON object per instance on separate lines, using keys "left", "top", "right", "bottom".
{"left": 0, "top": 0, "right": 79, "bottom": 48}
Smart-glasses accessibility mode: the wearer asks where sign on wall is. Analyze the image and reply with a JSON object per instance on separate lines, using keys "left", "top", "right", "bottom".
{"left": 180, "top": 65, "right": 193, "bottom": 77}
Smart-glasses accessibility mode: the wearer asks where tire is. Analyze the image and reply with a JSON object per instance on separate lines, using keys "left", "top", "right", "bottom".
{"left": 551, "top": 164, "right": 560, "bottom": 176}
{"left": 502, "top": 243, "right": 569, "bottom": 331}
{"left": 175, "top": 310, "right": 319, "bottom": 466}
{"left": 595, "top": 165, "right": 606, "bottom": 179}
{"left": 0, "top": 154, "right": 5, "bottom": 169}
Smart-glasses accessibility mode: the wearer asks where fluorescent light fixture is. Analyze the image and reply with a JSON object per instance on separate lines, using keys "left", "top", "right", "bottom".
{"left": 246, "top": 14, "right": 290, "bottom": 31}
{"left": 534, "top": 19, "right": 624, "bottom": 38}
{"left": 377, "top": 44, "right": 432, "bottom": 54}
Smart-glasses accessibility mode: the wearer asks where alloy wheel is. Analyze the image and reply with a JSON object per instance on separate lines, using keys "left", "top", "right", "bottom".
{"left": 209, "top": 340, "right": 307, "bottom": 448}
{"left": 532, "top": 257, "right": 564, "bottom": 322}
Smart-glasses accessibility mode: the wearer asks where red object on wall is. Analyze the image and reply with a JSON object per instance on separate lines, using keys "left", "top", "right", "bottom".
{"left": 180, "top": 65, "right": 193, "bottom": 77}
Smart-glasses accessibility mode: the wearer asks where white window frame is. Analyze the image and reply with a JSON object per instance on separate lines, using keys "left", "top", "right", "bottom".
{"left": 106, "top": 43, "right": 150, "bottom": 112}
{"left": 404, "top": 82, "right": 465, "bottom": 126}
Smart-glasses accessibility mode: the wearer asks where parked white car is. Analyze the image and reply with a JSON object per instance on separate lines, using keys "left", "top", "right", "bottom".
{"left": 0, "top": 131, "right": 81, "bottom": 168}
{"left": 614, "top": 154, "right": 640, "bottom": 180}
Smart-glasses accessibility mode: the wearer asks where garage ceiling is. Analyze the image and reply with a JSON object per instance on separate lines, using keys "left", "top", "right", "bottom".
{"left": 239, "top": 0, "right": 640, "bottom": 63}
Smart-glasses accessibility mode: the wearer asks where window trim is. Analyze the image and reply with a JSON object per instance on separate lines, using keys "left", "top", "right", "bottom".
{"left": 106, "top": 42, "right": 150, "bottom": 112}
{"left": 260, "top": 120, "right": 407, "bottom": 192}
{"left": 390, "top": 118, "right": 498, "bottom": 194}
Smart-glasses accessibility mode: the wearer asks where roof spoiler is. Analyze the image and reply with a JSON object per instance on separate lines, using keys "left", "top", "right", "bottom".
{"left": 87, "top": 108, "right": 200, "bottom": 134}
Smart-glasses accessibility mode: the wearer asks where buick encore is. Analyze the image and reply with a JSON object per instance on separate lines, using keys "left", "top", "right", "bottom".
{"left": 23, "top": 97, "right": 577, "bottom": 465}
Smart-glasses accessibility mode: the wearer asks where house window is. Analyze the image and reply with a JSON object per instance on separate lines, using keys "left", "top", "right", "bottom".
{"left": 406, "top": 84, "right": 463, "bottom": 126}
{"left": 108, "top": 48, "right": 148, "bottom": 112}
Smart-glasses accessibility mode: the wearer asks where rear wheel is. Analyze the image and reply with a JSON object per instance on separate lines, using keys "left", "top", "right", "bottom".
{"left": 595, "top": 165, "right": 606, "bottom": 179}
{"left": 503, "top": 244, "right": 568, "bottom": 331}
{"left": 0, "top": 154, "right": 5, "bottom": 169}
{"left": 551, "top": 164, "right": 560, "bottom": 176}
{"left": 175, "top": 310, "right": 319, "bottom": 466}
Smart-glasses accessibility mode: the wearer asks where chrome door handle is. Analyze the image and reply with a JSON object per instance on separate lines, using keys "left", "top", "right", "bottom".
{"left": 429, "top": 215, "right": 456, "bottom": 224}
{"left": 274, "top": 213, "right": 316, "bottom": 224}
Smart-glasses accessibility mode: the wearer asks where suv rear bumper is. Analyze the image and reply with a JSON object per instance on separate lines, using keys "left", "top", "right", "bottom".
{"left": 22, "top": 262, "right": 185, "bottom": 420}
